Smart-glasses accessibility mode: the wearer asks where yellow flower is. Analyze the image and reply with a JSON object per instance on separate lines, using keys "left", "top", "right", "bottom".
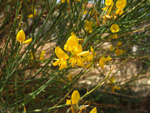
{"left": 85, "top": 21, "right": 93, "bottom": 33}
{"left": 116, "top": 0, "right": 127, "bottom": 9}
{"left": 53, "top": 46, "right": 69, "bottom": 70}
{"left": 109, "top": 77, "right": 115, "bottom": 84}
{"left": 109, "top": 45, "right": 114, "bottom": 51}
{"left": 90, "top": 107, "right": 97, "bottom": 113}
{"left": 105, "top": 0, "right": 113, "bottom": 7}
{"left": 68, "top": 74, "right": 72, "bottom": 81}
{"left": 39, "top": 51, "right": 45, "bottom": 60}
{"left": 110, "top": 24, "right": 120, "bottom": 33}
{"left": 64, "top": 33, "right": 89, "bottom": 67}
{"left": 99, "top": 56, "right": 112, "bottom": 69}
{"left": 64, "top": 33, "right": 79, "bottom": 52}
{"left": 71, "top": 90, "right": 80, "bottom": 105}
{"left": 102, "top": 7, "right": 108, "bottom": 11}
{"left": 115, "top": 48, "right": 125, "bottom": 56}
{"left": 16, "top": 30, "right": 25, "bottom": 43}
{"left": 115, "top": 9, "right": 124, "bottom": 15}
{"left": 86, "top": 46, "right": 96, "bottom": 62}
{"left": 69, "top": 44, "right": 89, "bottom": 67}
{"left": 83, "top": 10, "right": 88, "bottom": 15}
{"left": 16, "top": 30, "right": 32, "bottom": 44}
{"left": 117, "top": 41, "right": 122, "bottom": 46}
{"left": 111, "top": 34, "right": 118, "bottom": 39}
{"left": 66, "top": 99, "right": 71, "bottom": 105}
{"left": 23, "top": 38, "right": 32, "bottom": 44}
{"left": 60, "top": 0, "right": 80, "bottom": 3}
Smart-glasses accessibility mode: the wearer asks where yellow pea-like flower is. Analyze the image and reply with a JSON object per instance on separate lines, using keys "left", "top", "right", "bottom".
{"left": 116, "top": 0, "right": 127, "bottom": 9}
{"left": 16, "top": 30, "right": 25, "bottom": 43}
{"left": 39, "top": 51, "right": 45, "bottom": 60}
{"left": 85, "top": 21, "right": 93, "bottom": 33}
{"left": 115, "top": 48, "right": 125, "bottom": 56}
{"left": 105, "top": 0, "right": 113, "bottom": 7}
{"left": 90, "top": 107, "right": 97, "bottom": 113}
{"left": 60, "top": 0, "right": 80, "bottom": 3}
{"left": 71, "top": 90, "right": 80, "bottom": 105}
{"left": 55, "top": 46, "right": 69, "bottom": 60}
{"left": 111, "top": 34, "right": 118, "bottom": 39}
{"left": 23, "top": 38, "right": 32, "bottom": 44}
{"left": 110, "top": 24, "right": 120, "bottom": 33}
{"left": 115, "top": 9, "right": 124, "bottom": 15}
{"left": 66, "top": 99, "right": 71, "bottom": 105}
{"left": 99, "top": 56, "right": 112, "bottom": 69}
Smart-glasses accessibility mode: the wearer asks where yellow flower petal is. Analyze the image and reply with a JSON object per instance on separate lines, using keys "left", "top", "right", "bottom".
{"left": 68, "top": 74, "right": 72, "bottom": 81}
{"left": 78, "top": 51, "right": 89, "bottom": 57}
{"left": 59, "top": 59, "right": 68, "bottom": 70}
{"left": 16, "top": 30, "right": 25, "bottom": 43}
{"left": 77, "top": 56, "right": 84, "bottom": 67}
{"left": 111, "top": 24, "right": 120, "bottom": 33}
{"left": 85, "top": 21, "right": 93, "bottom": 33}
{"left": 109, "top": 45, "right": 114, "bottom": 51}
{"left": 116, "top": 0, "right": 127, "bottom": 9}
{"left": 117, "top": 41, "right": 122, "bottom": 46}
{"left": 64, "top": 35, "right": 79, "bottom": 52}
{"left": 101, "top": 56, "right": 112, "bottom": 62}
{"left": 66, "top": 99, "right": 71, "bottom": 105}
{"left": 115, "top": 48, "right": 125, "bottom": 56}
{"left": 55, "top": 46, "right": 69, "bottom": 59}
{"left": 111, "top": 34, "right": 118, "bottom": 39}
{"left": 90, "top": 107, "right": 97, "bottom": 113}
{"left": 53, "top": 59, "right": 60, "bottom": 66}
{"left": 23, "top": 38, "right": 32, "bottom": 44}
{"left": 115, "top": 9, "right": 124, "bottom": 15}
{"left": 99, "top": 60, "right": 105, "bottom": 69}
{"left": 71, "top": 90, "right": 80, "bottom": 105}
{"left": 105, "top": 0, "right": 113, "bottom": 7}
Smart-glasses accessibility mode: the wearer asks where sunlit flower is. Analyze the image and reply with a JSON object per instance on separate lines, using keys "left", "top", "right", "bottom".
{"left": 53, "top": 46, "right": 69, "bottom": 70}
{"left": 60, "top": 0, "right": 80, "bottom": 3}
{"left": 115, "top": 48, "right": 125, "bottom": 56}
{"left": 85, "top": 21, "right": 93, "bottom": 33}
{"left": 105, "top": 0, "right": 113, "bottom": 7}
{"left": 39, "top": 51, "right": 45, "bottom": 60}
{"left": 109, "top": 45, "right": 114, "bottom": 51}
{"left": 68, "top": 44, "right": 89, "bottom": 67}
{"left": 110, "top": 24, "right": 120, "bottom": 33}
{"left": 115, "top": 9, "right": 124, "bottom": 15}
{"left": 28, "top": 9, "right": 37, "bottom": 18}
{"left": 117, "top": 41, "right": 122, "bottom": 46}
{"left": 66, "top": 99, "right": 71, "bottom": 105}
{"left": 16, "top": 30, "right": 32, "bottom": 44}
{"left": 109, "top": 77, "right": 115, "bottom": 84}
{"left": 71, "top": 90, "right": 80, "bottom": 105}
{"left": 64, "top": 33, "right": 89, "bottom": 67}
{"left": 116, "top": 0, "right": 127, "bottom": 9}
{"left": 99, "top": 56, "right": 112, "bottom": 69}
{"left": 16, "top": 30, "right": 25, "bottom": 43}
{"left": 23, "top": 38, "right": 32, "bottom": 44}
{"left": 68, "top": 74, "right": 72, "bottom": 81}
{"left": 66, "top": 90, "right": 80, "bottom": 105}
{"left": 111, "top": 34, "right": 118, "bottom": 39}
{"left": 90, "top": 107, "right": 97, "bottom": 113}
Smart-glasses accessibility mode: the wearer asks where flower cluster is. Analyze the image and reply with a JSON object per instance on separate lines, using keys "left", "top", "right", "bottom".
{"left": 110, "top": 24, "right": 125, "bottom": 56}
{"left": 102, "top": 0, "right": 127, "bottom": 24}
{"left": 53, "top": 32, "right": 90, "bottom": 70}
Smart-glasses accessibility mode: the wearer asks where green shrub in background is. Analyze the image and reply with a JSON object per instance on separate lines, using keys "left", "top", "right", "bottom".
{"left": 0, "top": 0, "right": 150, "bottom": 112}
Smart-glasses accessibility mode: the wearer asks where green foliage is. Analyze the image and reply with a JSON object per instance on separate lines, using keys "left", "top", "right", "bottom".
{"left": 0, "top": 0, "right": 150, "bottom": 112}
